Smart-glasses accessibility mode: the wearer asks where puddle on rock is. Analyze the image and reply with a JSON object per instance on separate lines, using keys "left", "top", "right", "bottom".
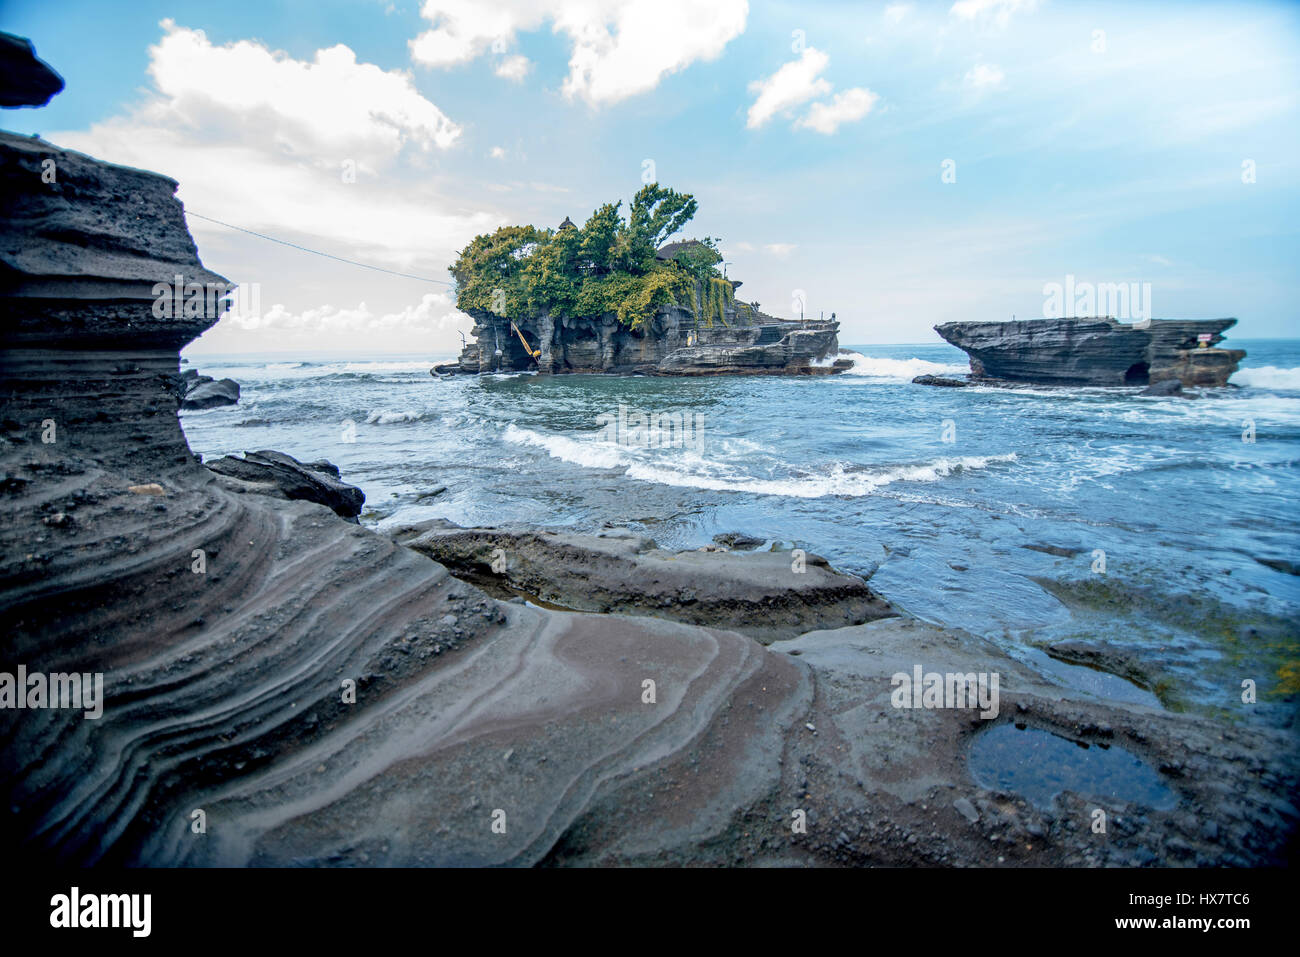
{"left": 968, "top": 723, "right": 1177, "bottom": 810}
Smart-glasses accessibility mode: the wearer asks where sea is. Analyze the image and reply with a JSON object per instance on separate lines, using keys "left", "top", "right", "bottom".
{"left": 179, "top": 338, "right": 1300, "bottom": 725}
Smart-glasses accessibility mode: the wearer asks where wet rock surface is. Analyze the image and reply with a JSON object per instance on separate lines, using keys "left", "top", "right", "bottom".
{"left": 389, "top": 520, "right": 895, "bottom": 642}
{"left": 181, "top": 371, "right": 241, "bottom": 409}
{"left": 205, "top": 449, "right": 365, "bottom": 519}
{"left": 912, "top": 374, "right": 968, "bottom": 387}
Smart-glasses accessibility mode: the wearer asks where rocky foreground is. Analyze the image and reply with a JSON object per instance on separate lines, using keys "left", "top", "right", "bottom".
{"left": 2, "top": 131, "right": 1296, "bottom": 868}
{"left": 936, "top": 318, "right": 1246, "bottom": 388}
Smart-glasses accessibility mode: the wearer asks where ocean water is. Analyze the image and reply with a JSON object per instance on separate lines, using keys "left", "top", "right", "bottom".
{"left": 180, "top": 338, "right": 1300, "bottom": 723}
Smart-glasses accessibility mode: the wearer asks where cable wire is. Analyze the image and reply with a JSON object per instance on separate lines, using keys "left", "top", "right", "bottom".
{"left": 185, "top": 211, "right": 455, "bottom": 286}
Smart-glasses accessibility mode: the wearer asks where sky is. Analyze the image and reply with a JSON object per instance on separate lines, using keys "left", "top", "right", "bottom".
{"left": 3, "top": 0, "right": 1298, "bottom": 355}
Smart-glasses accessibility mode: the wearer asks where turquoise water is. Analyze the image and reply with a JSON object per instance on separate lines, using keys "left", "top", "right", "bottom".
{"left": 180, "top": 337, "right": 1300, "bottom": 723}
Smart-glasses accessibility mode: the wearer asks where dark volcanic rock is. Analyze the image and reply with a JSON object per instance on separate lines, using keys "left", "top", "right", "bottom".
{"left": 1140, "top": 379, "right": 1188, "bottom": 397}
{"left": 389, "top": 520, "right": 895, "bottom": 642}
{"left": 935, "top": 317, "right": 1245, "bottom": 387}
{"left": 206, "top": 450, "right": 364, "bottom": 518}
{"left": 912, "top": 374, "right": 967, "bottom": 387}
{"left": 0, "top": 33, "right": 64, "bottom": 108}
{"left": 3, "top": 129, "right": 1297, "bottom": 868}
{"left": 181, "top": 375, "right": 240, "bottom": 409}
{"left": 443, "top": 301, "right": 843, "bottom": 377}
{"left": 713, "top": 531, "right": 766, "bottom": 550}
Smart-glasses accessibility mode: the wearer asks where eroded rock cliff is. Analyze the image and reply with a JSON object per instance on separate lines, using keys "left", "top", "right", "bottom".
{"left": 936, "top": 317, "right": 1245, "bottom": 387}
{"left": 444, "top": 302, "right": 847, "bottom": 376}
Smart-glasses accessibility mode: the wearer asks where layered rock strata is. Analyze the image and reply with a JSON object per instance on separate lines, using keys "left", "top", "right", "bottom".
{"left": 2, "top": 130, "right": 1295, "bottom": 868}
{"left": 935, "top": 318, "right": 1245, "bottom": 387}
{"left": 442, "top": 304, "right": 846, "bottom": 376}
{"left": 206, "top": 450, "right": 365, "bottom": 520}
{"left": 388, "top": 521, "right": 895, "bottom": 643}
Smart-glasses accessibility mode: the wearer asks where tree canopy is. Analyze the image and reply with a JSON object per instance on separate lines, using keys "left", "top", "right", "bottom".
{"left": 449, "top": 184, "right": 725, "bottom": 330}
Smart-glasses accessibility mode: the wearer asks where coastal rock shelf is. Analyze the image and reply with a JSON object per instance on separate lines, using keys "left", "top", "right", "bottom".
{"left": 935, "top": 317, "right": 1246, "bottom": 387}
{"left": 388, "top": 520, "right": 895, "bottom": 642}
{"left": 2, "top": 131, "right": 1296, "bottom": 867}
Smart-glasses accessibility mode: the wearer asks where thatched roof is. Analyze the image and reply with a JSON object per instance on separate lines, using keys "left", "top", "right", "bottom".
{"left": 655, "top": 239, "right": 705, "bottom": 260}
{"left": 558, "top": 215, "right": 576, "bottom": 231}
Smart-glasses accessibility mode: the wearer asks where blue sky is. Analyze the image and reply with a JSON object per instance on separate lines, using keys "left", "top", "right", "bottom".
{"left": 4, "top": 0, "right": 1298, "bottom": 354}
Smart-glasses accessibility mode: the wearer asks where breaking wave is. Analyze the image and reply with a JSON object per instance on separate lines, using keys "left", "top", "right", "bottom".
{"left": 504, "top": 422, "right": 1016, "bottom": 498}
{"left": 837, "top": 351, "right": 968, "bottom": 381}
{"left": 1232, "top": 365, "right": 1300, "bottom": 390}
{"left": 365, "top": 409, "right": 424, "bottom": 424}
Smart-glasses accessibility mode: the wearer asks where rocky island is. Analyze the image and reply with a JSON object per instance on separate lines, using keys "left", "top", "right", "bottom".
{"left": 435, "top": 190, "right": 849, "bottom": 377}
{"left": 935, "top": 317, "right": 1246, "bottom": 387}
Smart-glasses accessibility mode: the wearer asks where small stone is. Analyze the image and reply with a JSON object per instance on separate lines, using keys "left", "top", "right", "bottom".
{"left": 953, "top": 797, "right": 979, "bottom": 823}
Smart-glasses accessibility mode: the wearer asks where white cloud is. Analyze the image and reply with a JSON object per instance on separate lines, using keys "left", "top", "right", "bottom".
{"left": 747, "top": 48, "right": 832, "bottom": 129}
{"left": 201, "top": 291, "right": 472, "bottom": 352}
{"left": 748, "top": 47, "right": 879, "bottom": 134}
{"left": 489, "top": 145, "right": 507, "bottom": 159}
{"left": 796, "top": 88, "right": 880, "bottom": 134}
{"left": 50, "top": 22, "right": 493, "bottom": 271}
{"left": 963, "top": 63, "right": 1005, "bottom": 90}
{"left": 494, "top": 54, "right": 531, "bottom": 80}
{"left": 147, "top": 19, "right": 461, "bottom": 162}
{"left": 950, "top": 0, "right": 1038, "bottom": 27}
{"left": 884, "top": 3, "right": 913, "bottom": 23}
{"left": 410, "top": 0, "right": 749, "bottom": 105}
{"left": 228, "top": 293, "right": 463, "bottom": 334}
{"left": 764, "top": 243, "right": 797, "bottom": 256}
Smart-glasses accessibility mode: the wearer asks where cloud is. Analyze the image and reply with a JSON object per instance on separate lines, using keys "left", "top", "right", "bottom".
{"left": 494, "top": 54, "right": 531, "bottom": 80}
{"left": 796, "top": 88, "right": 880, "bottom": 134}
{"left": 201, "top": 291, "right": 472, "bottom": 352}
{"left": 147, "top": 19, "right": 460, "bottom": 162}
{"left": 764, "top": 243, "right": 797, "bottom": 256}
{"left": 884, "top": 3, "right": 913, "bottom": 23}
{"left": 227, "top": 292, "right": 463, "bottom": 334}
{"left": 949, "top": 0, "right": 1038, "bottom": 27}
{"left": 963, "top": 63, "right": 1005, "bottom": 90}
{"left": 489, "top": 145, "right": 507, "bottom": 159}
{"left": 747, "top": 48, "right": 832, "bottom": 129}
{"left": 50, "top": 21, "right": 493, "bottom": 270}
{"left": 410, "top": 0, "right": 749, "bottom": 105}
{"left": 748, "top": 47, "right": 878, "bottom": 134}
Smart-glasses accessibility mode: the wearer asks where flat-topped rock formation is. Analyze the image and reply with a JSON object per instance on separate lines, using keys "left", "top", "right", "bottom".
{"left": 935, "top": 317, "right": 1245, "bottom": 387}
{"left": 388, "top": 520, "right": 895, "bottom": 642}
{"left": 3, "top": 125, "right": 1295, "bottom": 867}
